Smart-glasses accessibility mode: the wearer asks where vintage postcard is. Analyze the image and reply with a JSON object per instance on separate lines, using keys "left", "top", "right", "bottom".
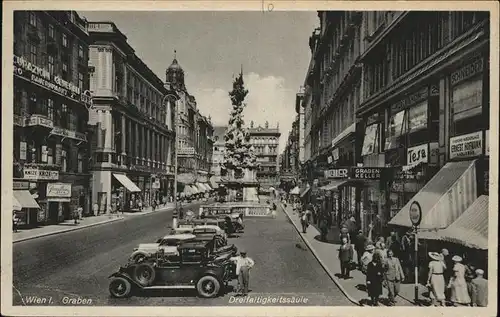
{"left": 1, "top": 1, "right": 498, "bottom": 317}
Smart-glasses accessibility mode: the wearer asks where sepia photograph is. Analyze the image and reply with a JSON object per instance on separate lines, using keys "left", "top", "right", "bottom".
{"left": 1, "top": 1, "right": 498, "bottom": 317}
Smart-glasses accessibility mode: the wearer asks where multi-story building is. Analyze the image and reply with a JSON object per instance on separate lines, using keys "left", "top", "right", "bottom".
{"left": 357, "top": 11, "right": 490, "bottom": 238}
{"left": 165, "top": 57, "right": 214, "bottom": 195}
{"left": 248, "top": 121, "right": 281, "bottom": 192}
{"left": 210, "top": 126, "right": 227, "bottom": 182}
{"left": 280, "top": 115, "right": 300, "bottom": 189}
{"left": 13, "top": 11, "right": 92, "bottom": 226}
{"left": 301, "top": 11, "right": 365, "bottom": 225}
{"left": 87, "top": 21, "right": 177, "bottom": 213}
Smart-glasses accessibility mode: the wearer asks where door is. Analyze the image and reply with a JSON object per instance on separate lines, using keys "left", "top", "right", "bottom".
{"left": 178, "top": 248, "right": 205, "bottom": 284}
{"left": 156, "top": 263, "right": 182, "bottom": 285}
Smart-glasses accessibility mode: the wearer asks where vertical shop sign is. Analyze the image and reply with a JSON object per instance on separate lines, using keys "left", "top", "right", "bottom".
{"left": 20, "top": 142, "right": 27, "bottom": 160}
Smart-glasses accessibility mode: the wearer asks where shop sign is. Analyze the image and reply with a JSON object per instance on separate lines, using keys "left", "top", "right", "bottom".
{"left": 178, "top": 147, "right": 195, "bottom": 155}
{"left": 449, "top": 131, "right": 483, "bottom": 159}
{"left": 47, "top": 183, "right": 72, "bottom": 198}
{"left": 327, "top": 156, "right": 333, "bottom": 164}
{"left": 324, "top": 168, "right": 349, "bottom": 179}
{"left": 13, "top": 55, "right": 83, "bottom": 101}
{"left": 451, "top": 58, "right": 484, "bottom": 86}
{"left": 332, "top": 148, "right": 340, "bottom": 161}
{"left": 407, "top": 144, "right": 428, "bottom": 166}
{"left": 485, "top": 130, "right": 489, "bottom": 156}
{"left": 20, "top": 142, "right": 27, "bottom": 160}
{"left": 409, "top": 201, "right": 422, "bottom": 227}
{"left": 429, "top": 142, "right": 439, "bottom": 165}
{"left": 152, "top": 180, "right": 160, "bottom": 189}
{"left": 88, "top": 22, "right": 115, "bottom": 32}
{"left": 13, "top": 181, "right": 30, "bottom": 190}
{"left": 14, "top": 115, "right": 25, "bottom": 127}
{"left": 23, "top": 168, "right": 59, "bottom": 180}
{"left": 350, "top": 167, "right": 385, "bottom": 180}
{"left": 391, "top": 87, "right": 428, "bottom": 113}
{"left": 50, "top": 127, "right": 87, "bottom": 142}
{"left": 28, "top": 115, "right": 54, "bottom": 129}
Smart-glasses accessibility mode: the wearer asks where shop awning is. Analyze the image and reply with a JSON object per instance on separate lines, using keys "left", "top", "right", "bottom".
{"left": 195, "top": 183, "right": 206, "bottom": 193}
{"left": 14, "top": 190, "right": 40, "bottom": 209}
{"left": 290, "top": 186, "right": 300, "bottom": 195}
{"left": 320, "top": 180, "right": 348, "bottom": 191}
{"left": 182, "top": 185, "right": 193, "bottom": 196}
{"left": 300, "top": 186, "right": 310, "bottom": 198}
{"left": 13, "top": 196, "right": 22, "bottom": 211}
{"left": 189, "top": 185, "right": 200, "bottom": 194}
{"left": 113, "top": 174, "right": 141, "bottom": 192}
{"left": 203, "top": 183, "right": 213, "bottom": 191}
{"left": 210, "top": 176, "right": 221, "bottom": 189}
{"left": 389, "top": 160, "right": 477, "bottom": 229}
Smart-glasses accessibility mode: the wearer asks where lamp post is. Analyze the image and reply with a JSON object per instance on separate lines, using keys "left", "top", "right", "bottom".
{"left": 162, "top": 93, "right": 180, "bottom": 220}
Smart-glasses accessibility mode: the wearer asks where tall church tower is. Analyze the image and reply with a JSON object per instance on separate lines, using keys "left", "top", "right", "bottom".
{"left": 165, "top": 50, "right": 185, "bottom": 91}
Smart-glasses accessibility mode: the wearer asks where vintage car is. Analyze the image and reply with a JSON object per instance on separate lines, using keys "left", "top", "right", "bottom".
{"left": 109, "top": 242, "right": 238, "bottom": 298}
{"left": 129, "top": 234, "right": 196, "bottom": 263}
{"left": 192, "top": 225, "right": 227, "bottom": 242}
{"left": 170, "top": 226, "right": 194, "bottom": 235}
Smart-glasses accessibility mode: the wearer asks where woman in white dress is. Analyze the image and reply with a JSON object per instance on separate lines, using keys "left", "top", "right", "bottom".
{"left": 448, "top": 255, "right": 471, "bottom": 306}
{"left": 426, "top": 252, "right": 446, "bottom": 306}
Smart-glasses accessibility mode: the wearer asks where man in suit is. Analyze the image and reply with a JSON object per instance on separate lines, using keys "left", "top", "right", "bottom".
{"left": 471, "top": 269, "right": 488, "bottom": 307}
{"left": 338, "top": 237, "right": 354, "bottom": 279}
{"left": 384, "top": 249, "right": 405, "bottom": 305}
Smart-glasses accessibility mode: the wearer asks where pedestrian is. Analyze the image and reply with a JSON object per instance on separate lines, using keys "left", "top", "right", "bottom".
{"left": 375, "top": 242, "right": 387, "bottom": 264}
{"left": 426, "top": 252, "right": 446, "bottom": 306}
{"left": 355, "top": 229, "right": 367, "bottom": 268}
{"left": 93, "top": 202, "right": 99, "bottom": 216}
{"left": 361, "top": 244, "right": 375, "bottom": 274}
{"left": 152, "top": 199, "right": 157, "bottom": 212}
{"left": 300, "top": 209, "right": 309, "bottom": 233}
{"left": 73, "top": 206, "right": 80, "bottom": 224}
{"left": 271, "top": 202, "right": 277, "bottom": 219}
{"left": 384, "top": 249, "right": 404, "bottom": 305}
{"left": 13, "top": 213, "right": 19, "bottom": 233}
{"left": 138, "top": 199, "right": 143, "bottom": 211}
{"left": 366, "top": 251, "right": 384, "bottom": 306}
{"left": 319, "top": 214, "right": 329, "bottom": 242}
{"left": 401, "top": 231, "right": 412, "bottom": 280}
{"left": 230, "top": 250, "right": 255, "bottom": 296}
{"left": 338, "top": 237, "right": 354, "bottom": 279}
{"left": 471, "top": 269, "right": 488, "bottom": 307}
{"left": 339, "top": 226, "right": 351, "bottom": 244}
{"left": 448, "top": 255, "right": 471, "bottom": 306}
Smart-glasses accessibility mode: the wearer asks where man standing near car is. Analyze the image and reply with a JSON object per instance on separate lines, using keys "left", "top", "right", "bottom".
{"left": 230, "top": 250, "right": 255, "bottom": 296}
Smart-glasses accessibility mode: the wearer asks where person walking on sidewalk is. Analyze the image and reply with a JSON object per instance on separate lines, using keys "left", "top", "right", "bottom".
{"left": 471, "top": 269, "right": 488, "bottom": 307}
{"left": 230, "top": 250, "right": 255, "bottom": 296}
{"left": 355, "top": 230, "right": 367, "bottom": 268}
{"left": 339, "top": 227, "right": 351, "bottom": 244}
{"left": 366, "top": 252, "right": 384, "bottom": 306}
{"left": 448, "top": 255, "right": 471, "bottom": 306}
{"left": 361, "top": 244, "right": 375, "bottom": 274}
{"left": 426, "top": 252, "right": 446, "bottom": 306}
{"left": 300, "top": 210, "right": 309, "bottom": 234}
{"left": 13, "top": 213, "right": 19, "bottom": 233}
{"left": 384, "top": 249, "right": 404, "bottom": 305}
{"left": 319, "top": 213, "right": 329, "bottom": 242}
{"left": 338, "top": 237, "right": 354, "bottom": 279}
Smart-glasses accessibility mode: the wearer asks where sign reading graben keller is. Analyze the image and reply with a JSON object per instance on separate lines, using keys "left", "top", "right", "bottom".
{"left": 350, "top": 167, "right": 385, "bottom": 180}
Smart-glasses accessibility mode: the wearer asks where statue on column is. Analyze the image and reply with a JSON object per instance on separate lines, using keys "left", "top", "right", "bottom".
{"left": 250, "top": 120, "right": 254, "bottom": 128}
{"left": 265, "top": 121, "right": 269, "bottom": 129}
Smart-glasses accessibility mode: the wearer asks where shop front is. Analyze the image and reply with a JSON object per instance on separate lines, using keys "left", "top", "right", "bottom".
{"left": 321, "top": 168, "right": 354, "bottom": 228}
{"left": 13, "top": 180, "right": 41, "bottom": 228}
{"left": 112, "top": 173, "right": 141, "bottom": 211}
{"left": 46, "top": 182, "right": 72, "bottom": 222}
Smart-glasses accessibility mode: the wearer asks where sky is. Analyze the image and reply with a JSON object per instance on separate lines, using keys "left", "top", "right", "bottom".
{"left": 79, "top": 11, "right": 318, "bottom": 151}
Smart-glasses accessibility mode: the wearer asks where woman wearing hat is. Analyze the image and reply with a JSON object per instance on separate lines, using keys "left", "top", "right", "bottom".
{"left": 426, "top": 252, "right": 446, "bottom": 306}
{"left": 448, "top": 255, "right": 471, "bottom": 306}
{"left": 366, "top": 251, "right": 384, "bottom": 306}
{"left": 360, "top": 244, "right": 375, "bottom": 274}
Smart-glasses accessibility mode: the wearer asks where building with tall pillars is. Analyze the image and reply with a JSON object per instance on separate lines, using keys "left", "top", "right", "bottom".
{"left": 165, "top": 56, "right": 214, "bottom": 195}
{"left": 87, "top": 21, "right": 176, "bottom": 213}
{"left": 13, "top": 11, "right": 92, "bottom": 226}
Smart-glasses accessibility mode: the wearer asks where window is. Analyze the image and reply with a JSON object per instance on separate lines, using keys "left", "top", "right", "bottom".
{"left": 451, "top": 77, "right": 483, "bottom": 122}
{"left": 48, "top": 55, "right": 54, "bottom": 74}
{"left": 61, "top": 104, "right": 68, "bottom": 128}
{"left": 47, "top": 144, "right": 54, "bottom": 165}
{"left": 41, "top": 145, "right": 48, "bottom": 163}
{"left": 48, "top": 24, "right": 54, "bottom": 39}
{"left": 78, "top": 72, "right": 84, "bottom": 91}
{"left": 78, "top": 44, "right": 84, "bottom": 59}
{"left": 29, "top": 42, "right": 37, "bottom": 64}
{"left": 14, "top": 88, "right": 23, "bottom": 115}
{"left": 62, "top": 61, "right": 69, "bottom": 80}
{"left": 77, "top": 152, "right": 83, "bottom": 173}
{"left": 407, "top": 102, "right": 428, "bottom": 132}
{"left": 62, "top": 33, "right": 68, "bottom": 47}
{"left": 61, "top": 149, "right": 67, "bottom": 172}
{"left": 385, "top": 110, "right": 405, "bottom": 149}
{"left": 39, "top": 97, "right": 48, "bottom": 116}
{"left": 47, "top": 98, "right": 54, "bottom": 121}
{"left": 69, "top": 108, "right": 77, "bottom": 131}
{"left": 361, "top": 123, "right": 380, "bottom": 156}
{"left": 29, "top": 12, "right": 37, "bottom": 26}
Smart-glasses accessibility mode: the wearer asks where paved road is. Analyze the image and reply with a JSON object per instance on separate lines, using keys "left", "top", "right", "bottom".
{"left": 13, "top": 201, "right": 352, "bottom": 306}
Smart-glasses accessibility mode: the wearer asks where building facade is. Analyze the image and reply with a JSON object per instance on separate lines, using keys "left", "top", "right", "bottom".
{"left": 87, "top": 21, "right": 176, "bottom": 213}
{"left": 302, "top": 10, "right": 490, "bottom": 239}
{"left": 165, "top": 57, "right": 214, "bottom": 195}
{"left": 248, "top": 121, "right": 281, "bottom": 191}
{"left": 13, "top": 11, "right": 92, "bottom": 226}
{"left": 357, "top": 11, "right": 490, "bottom": 236}
{"left": 210, "top": 126, "right": 227, "bottom": 182}
{"left": 280, "top": 115, "right": 300, "bottom": 190}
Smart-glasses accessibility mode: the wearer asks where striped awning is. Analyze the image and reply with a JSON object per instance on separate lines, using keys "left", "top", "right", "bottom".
{"left": 320, "top": 180, "right": 348, "bottom": 191}
{"left": 189, "top": 185, "right": 200, "bottom": 194}
{"left": 389, "top": 160, "right": 477, "bottom": 229}
{"left": 195, "top": 183, "right": 206, "bottom": 193}
{"left": 182, "top": 185, "right": 193, "bottom": 196}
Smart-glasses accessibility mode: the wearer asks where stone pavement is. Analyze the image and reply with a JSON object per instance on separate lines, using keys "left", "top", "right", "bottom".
{"left": 280, "top": 203, "right": 429, "bottom": 306}
{"left": 12, "top": 202, "right": 185, "bottom": 243}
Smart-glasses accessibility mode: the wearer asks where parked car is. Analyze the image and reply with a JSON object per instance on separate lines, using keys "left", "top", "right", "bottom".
{"left": 109, "top": 242, "right": 237, "bottom": 298}
{"left": 170, "top": 227, "right": 194, "bottom": 235}
{"left": 129, "top": 234, "right": 196, "bottom": 263}
{"left": 193, "top": 225, "right": 227, "bottom": 241}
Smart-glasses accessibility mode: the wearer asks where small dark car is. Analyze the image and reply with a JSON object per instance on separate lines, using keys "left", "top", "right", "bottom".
{"left": 109, "top": 242, "right": 237, "bottom": 299}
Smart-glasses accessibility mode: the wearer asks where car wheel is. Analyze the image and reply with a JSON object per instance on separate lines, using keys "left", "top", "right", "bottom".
{"left": 196, "top": 275, "right": 221, "bottom": 298}
{"left": 134, "top": 263, "right": 156, "bottom": 287}
{"left": 109, "top": 277, "right": 132, "bottom": 298}
{"left": 133, "top": 254, "right": 147, "bottom": 263}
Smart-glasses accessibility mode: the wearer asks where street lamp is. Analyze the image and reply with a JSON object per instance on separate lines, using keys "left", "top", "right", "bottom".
{"left": 162, "top": 93, "right": 180, "bottom": 218}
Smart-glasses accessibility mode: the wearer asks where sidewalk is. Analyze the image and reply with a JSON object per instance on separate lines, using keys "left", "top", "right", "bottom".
{"left": 280, "top": 203, "right": 428, "bottom": 306}
{"left": 13, "top": 214, "right": 124, "bottom": 243}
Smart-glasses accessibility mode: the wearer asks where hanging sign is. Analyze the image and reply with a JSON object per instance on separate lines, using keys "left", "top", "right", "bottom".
{"left": 350, "top": 167, "right": 386, "bottom": 180}
{"left": 407, "top": 144, "right": 428, "bottom": 166}
{"left": 449, "top": 131, "right": 483, "bottom": 159}
{"left": 324, "top": 168, "right": 349, "bottom": 179}
{"left": 332, "top": 148, "right": 340, "bottom": 161}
